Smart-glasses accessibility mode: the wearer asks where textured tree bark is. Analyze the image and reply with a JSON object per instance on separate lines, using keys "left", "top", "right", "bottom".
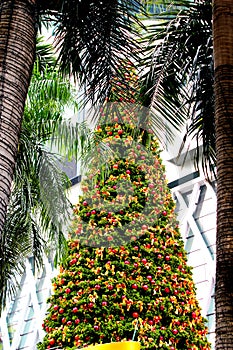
{"left": 213, "top": 1, "right": 233, "bottom": 349}
{"left": 0, "top": 0, "right": 36, "bottom": 235}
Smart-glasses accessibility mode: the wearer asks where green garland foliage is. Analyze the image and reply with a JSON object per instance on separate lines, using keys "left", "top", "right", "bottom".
{"left": 38, "top": 61, "right": 211, "bottom": 350}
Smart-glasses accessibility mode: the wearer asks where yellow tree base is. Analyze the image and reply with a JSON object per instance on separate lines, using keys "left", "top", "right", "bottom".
{"left": 83, "top": 341, "right": 140, "bottom": 350}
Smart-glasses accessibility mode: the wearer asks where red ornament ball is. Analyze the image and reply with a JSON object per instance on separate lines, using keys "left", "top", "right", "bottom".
{"left": 49, "top": 339, "right": 55, "bottom": 346}
{"left": 70, "top": 258, "right": 77, "bottom": 265}
{"left": 142, "top": 285, "right": 149, "bottom": 290}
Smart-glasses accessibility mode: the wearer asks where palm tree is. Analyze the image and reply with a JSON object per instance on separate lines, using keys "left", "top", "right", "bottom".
{"left": 0, "top": 37, "right": 83, "bottom": 314}
{"left": 213, "top": 0, "right": 233, "bottom": 348}
{"left": 140, "top": 0, "right": 233, "bottom": 348}
{"left": 0, "top": 0, "right": 144, "bottom": 243}
{"left": 0, "top": 0, "right": 36, "bottom": 239}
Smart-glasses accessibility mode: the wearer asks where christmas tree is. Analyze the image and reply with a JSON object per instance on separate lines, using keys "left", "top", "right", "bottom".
{"left": 38, "top": 65, "right": 211, "bottom": 350}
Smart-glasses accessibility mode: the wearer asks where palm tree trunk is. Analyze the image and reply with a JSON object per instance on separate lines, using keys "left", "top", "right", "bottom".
{"left": 213, "top": 0, "right": 233, "bottom": 348}
{"left": 0, "top": 0, "right": 36, "bottom": 235}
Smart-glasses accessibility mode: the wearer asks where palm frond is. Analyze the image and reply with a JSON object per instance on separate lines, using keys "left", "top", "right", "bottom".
{"left": 50, "top": 117, "right": 92, "bottom": 162}
{"left": 51, "top": 0, "right": 146, "bottom": 105}
{"left": 15, "top": 122, "right": 72, "bottom": 255}
{"left": 139, "top": 0, "right": 214, "bottom": 175}
{"left": 0, "top": 43, "right": 79, "bottom": 312}
{"left": 24, "top": 65, "right": 79, "bottom": 147}
{"left": 35, "top": 35, "right": 56, "bottom": 72}
{"left": 0, "top": 188, "right": 44, "bottom": 313}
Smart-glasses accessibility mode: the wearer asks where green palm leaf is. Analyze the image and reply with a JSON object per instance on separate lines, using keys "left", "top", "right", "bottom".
{"left": 46, "top": 0, "right": 146, "bottom": 105}
{"left": 34, "top": 36, "right": 56, "bottom": 72}
{"left": 0, "top": 37, "right": 85, "bottom": 313}
{"left": 0, "top": 189, "right": 44, "bottom": 314}
{"left": 140, "top": 0, "right": 215, "bottom": 174}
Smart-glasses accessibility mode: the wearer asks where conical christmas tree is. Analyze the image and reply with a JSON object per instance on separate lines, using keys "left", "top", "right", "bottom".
{"left": 38, "top": 65, "right": 211, "bottom": 350}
